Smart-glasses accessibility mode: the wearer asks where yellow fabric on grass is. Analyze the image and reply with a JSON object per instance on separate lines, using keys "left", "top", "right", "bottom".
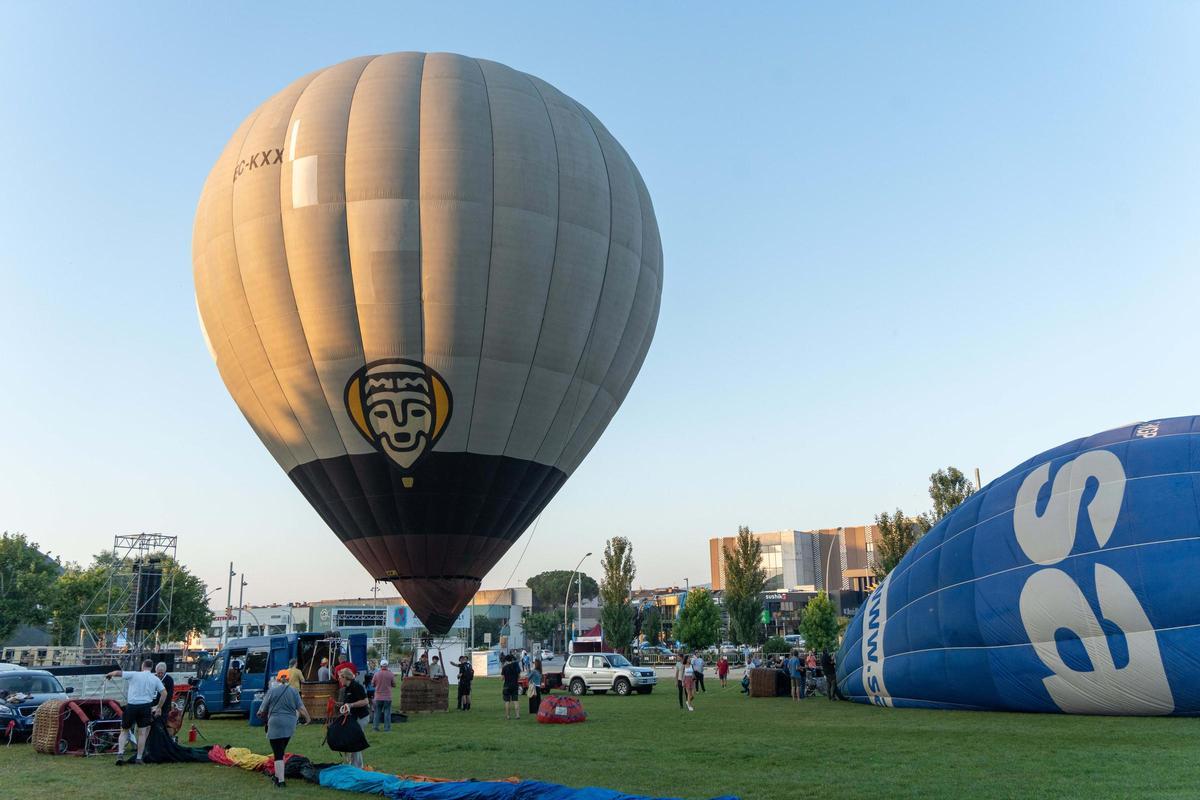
{"left": 224, "top": 747, "right": 271, "bottom": 771}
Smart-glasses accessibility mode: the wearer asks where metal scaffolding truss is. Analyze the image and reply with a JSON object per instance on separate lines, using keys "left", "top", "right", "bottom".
{"left": 80, "top": 532, "right": 177, "bottom": 667}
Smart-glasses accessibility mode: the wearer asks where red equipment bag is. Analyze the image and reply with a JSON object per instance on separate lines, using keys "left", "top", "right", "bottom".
{"left": 536, "top": 696, "right": 587, "bottom": 724}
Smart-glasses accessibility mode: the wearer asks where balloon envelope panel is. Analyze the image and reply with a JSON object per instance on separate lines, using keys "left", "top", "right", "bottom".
{"left": 193, "top": 53, "right": 661, "bottom": 633}
{"left": 837, "top": 416, "right": 1200, "bottom": 715}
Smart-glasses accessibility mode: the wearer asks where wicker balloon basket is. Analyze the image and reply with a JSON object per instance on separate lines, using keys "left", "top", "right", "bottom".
{"left": 32, "top": 700, "right": 67, "bottom": 754}
{"left": 749, "top": 668, "right": 789, "bottom": 697}
{"left": 300, "top": 681, "right": 338, "bottom": 721}
{"left": 400, "top": 677, "right": 449, "bottom": 713}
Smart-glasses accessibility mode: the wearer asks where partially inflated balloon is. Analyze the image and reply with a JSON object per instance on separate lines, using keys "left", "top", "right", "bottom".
{"left": 193, "top": 53, "right": 662, "bottom": 632}
{"left": 838, "top": 416, "right": 1200, "bottom": 715}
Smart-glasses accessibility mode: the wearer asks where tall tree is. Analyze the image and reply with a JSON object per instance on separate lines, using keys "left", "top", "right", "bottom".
{"left": 48, "top": 562, "right": 107, "bottom": 646}
{"left": 0, "top": 532, "right": 61, "bottom": 641}
{"left": 872, "top": 509, "right": 930, "bottom": 580}
{"left": 928, "top": 466, "right": 977, "bottom": 522}
{"left": 159, "top": 557, "right": 214, "bottom": 643}
{"left": 674, "top": 589, "right": 721, "bottom": 651}
{"left": 722, "top": 525, "right": 766, "bottom": 646}
{"left": 472, "top": 614, "right": 503, "bottom": 648}
{"left": 641, "top": 605, "right": 662, "bottom": 645}
{"left": 522, "top": 610, "right": 561, "bottom": 648}
{"left": 526, "top": 570, "right": 599, "bottom": 611}
{"left": 799, "top": 591, "right": 840, "bottom": 653}
{"left": 599, "top": 537, "right": 637, "bottom": 654}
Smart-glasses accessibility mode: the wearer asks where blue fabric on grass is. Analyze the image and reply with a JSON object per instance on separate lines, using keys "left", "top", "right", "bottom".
{"left": 317, "top": 765, "right": 739, "bottom": 800}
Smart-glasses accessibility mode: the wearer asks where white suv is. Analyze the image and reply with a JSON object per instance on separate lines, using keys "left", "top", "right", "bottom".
{"left": 562, "top": 652, "right": 657, "bottom": 696}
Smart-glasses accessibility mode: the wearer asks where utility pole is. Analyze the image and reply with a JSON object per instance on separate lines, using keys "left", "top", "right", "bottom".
{"left": 974, "top": 467, "right": 982, "bottom": 490}
{"left": 370, "top": 581, "right": 380, "bottom": 661}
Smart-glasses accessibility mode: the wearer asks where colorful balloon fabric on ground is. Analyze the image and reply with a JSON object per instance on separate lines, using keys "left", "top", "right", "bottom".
{"left": 193, "top": 53, "right": 662, "bottom": 632}
{"left": 838, "top": 416, "right": 1200, "bottom": 715}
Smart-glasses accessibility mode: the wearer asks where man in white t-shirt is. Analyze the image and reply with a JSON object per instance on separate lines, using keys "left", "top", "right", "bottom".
{"left": 105, "top": 659, "right": 167, "bottom": 764}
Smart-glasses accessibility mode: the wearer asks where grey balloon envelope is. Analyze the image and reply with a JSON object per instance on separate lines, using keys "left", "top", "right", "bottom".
{"left": 193, "top": 52, "right": 662, "bottom": 633}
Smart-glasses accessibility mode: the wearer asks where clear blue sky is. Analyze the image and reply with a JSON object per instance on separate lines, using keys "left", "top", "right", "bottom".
{"left": 2, "top": 3, "right": 1197, "bottom": 605}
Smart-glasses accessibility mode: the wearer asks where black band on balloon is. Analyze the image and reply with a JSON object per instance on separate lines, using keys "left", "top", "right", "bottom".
{"left": 287, "top": 450, "right": 566, "bottom": 551}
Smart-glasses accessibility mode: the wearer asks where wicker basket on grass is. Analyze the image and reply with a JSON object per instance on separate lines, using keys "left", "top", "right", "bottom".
{"left": 32, "top": 700, "right": 67, "bottom": 754}
{"left": 400, "top": 677, "right": 449, "bottom": 713}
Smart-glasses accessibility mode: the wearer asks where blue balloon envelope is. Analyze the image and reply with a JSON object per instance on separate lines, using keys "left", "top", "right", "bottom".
{"left": 837, "top": 416, "right": 1200, "bottom": 715}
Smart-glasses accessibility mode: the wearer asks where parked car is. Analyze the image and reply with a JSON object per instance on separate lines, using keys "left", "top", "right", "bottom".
{"left": 562, "top": 652, "right": 657, "bottom": 696}
{"left": 0, "top": 669, "right": 73, "bottom": 740}
{"left": 637, "top": 645, "right": 676, "bottom": 666}
{"left": 0, "top": 663, "right": 24, "bottom": 673}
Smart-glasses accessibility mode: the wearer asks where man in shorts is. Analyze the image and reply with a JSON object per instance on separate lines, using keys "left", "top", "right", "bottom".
{"left": 105, "top": 659, "right": 167, "bottom": 764}
{"left": 500, "top": 654, "right": 521, "bottom": 719}
{"left": 786, "top": 649, "right": 804, "bottom": 701}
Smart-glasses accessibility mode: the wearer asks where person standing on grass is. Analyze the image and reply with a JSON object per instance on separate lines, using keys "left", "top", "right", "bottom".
{"left": 105, "top": 659, "right": 166, "bottom": 764}
{"left": 682, "top": 653, "right": 696, "bottom": 711}
{"left": 154, "top": 662, "right": 174, "bottom": 723}
{"left": 259, "top": 669, "right": 311, "bottom": 788}
{"left": 527, "top": 658, "right": 544, "bottom": 717}
{"left": 673, "top": 655, "right": 686, "bottom": 709}
{"left": 451, "top": 655, "right": 474, "bottom": 710}
{"left": 716, "top": 654, "right": 730, "bottom": 688}
{"left": 337, "top": 667, "right": 370, "bottom": 768}
{"left": 691, "top": 651, "right": 706, "bottom": 693}
{"left": 371, "top": 660, "right": 396, "bottom": 731}
{"left": 501, "top": 654, "right": 521, "bottom": 719}
{"left": 821, "top": 650, "right": 842, "bottom": 700}
{"left": 786, "top": 649, "right": 804, "bottom": 701}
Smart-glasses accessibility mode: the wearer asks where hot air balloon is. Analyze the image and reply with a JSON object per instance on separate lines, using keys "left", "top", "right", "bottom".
{"left": 193, "top": 53, "right": 662, "bottom": 633}
{"left": 838, "top": 416, "right": 1200, "bottom": 715}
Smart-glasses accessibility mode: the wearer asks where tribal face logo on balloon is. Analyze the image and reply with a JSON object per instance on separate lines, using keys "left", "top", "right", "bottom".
{"left": 345, "top": 360, "right": 452, "bottom": 483}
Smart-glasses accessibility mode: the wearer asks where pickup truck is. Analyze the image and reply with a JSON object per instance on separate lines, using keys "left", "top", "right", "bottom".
{"left": 518, "top": 655, "right": 565, "bottom": 694}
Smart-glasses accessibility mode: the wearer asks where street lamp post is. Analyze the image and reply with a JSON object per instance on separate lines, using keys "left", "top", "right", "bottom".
{"left": 223, "top": 562, "right": 235, "bottom": 646}
{"left": 563, "top": 552, "right": 592, "bottom": 654}
{"left": 236, "top": 573, "right": 247, "bottom": 635}
{"left": 824, "top": 528, "right": 842, "bottom": 595}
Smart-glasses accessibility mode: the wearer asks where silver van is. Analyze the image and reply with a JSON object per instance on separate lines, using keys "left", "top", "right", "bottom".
{"left": 562, "top": 652, "right": 657, "bottom": 696}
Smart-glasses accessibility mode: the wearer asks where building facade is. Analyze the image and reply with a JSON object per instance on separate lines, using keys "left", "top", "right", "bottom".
{"left": 710, "top": 526, "right": 879, "bottom": 594}
{"left": 709, "top": 526, "right": 879, "bottom": 622}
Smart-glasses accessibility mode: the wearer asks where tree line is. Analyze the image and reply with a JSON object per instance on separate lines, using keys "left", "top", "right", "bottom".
{"left": 0, "top": 532, "right": 213, "bottom": 646}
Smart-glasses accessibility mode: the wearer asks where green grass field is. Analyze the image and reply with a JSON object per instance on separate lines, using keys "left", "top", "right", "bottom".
{"left": 4, "top": 676, "right": 1200, "bottom": 799}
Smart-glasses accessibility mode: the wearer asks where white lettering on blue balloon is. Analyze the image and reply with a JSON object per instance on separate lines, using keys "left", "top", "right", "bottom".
{"left": 1015, "top": 451, "right": 1174, "bottom": 714}
{"left": 1013, "top": 450, "right": 1124, "bottom": 565}
{"left": 861, "top": 571, "right": 892, "bottom": 707}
